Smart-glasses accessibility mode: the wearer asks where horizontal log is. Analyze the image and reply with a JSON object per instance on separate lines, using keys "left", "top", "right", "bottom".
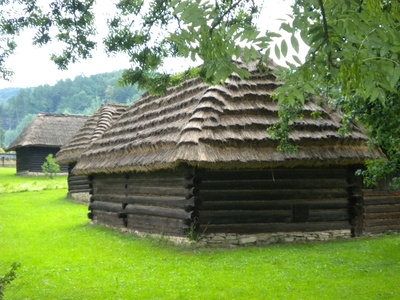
{"left": 124, "top": 186, "right": 193, "bottom": 197}
{"left": 197, "top": 168, "right": 348, "bottom": 181}
{"left": 69, "top": 183, "right": 90, "bottom": 190}
{"left": 364, "top": 219, "right": 400, "bottom": 227}
{"left": 92, "top": 211, "right": 126, "bottom": 228}
{"left": 199, "top": 189, "right": 349, "bottom": 201}
{"left": 198, "top": 209, "right": 349, "bottom": 225}
{"left": 199, "top": 210, "right": 292, "bottom": 224}
{"left": 89, "top": 201, "right": 123, "bottom": 213}
{"left": 363, "top": 211, "right": 400, "bottom": 220}
{"left": 364, "top": 204, "right": 400, "bottom": 213}
{"left": 93, "top": 175, "right": 185, "bottom": 185}
{"left": 68, "top": 176, "right": 89, "bottom": 183}
{"left": 199, "top": 178, "right": 349, "bottom": 190}
{"left": 363, "top": 196, "right": 400, "bottom": 206}
{"left": 69, "top": 189, "right": 91, "bottom": 194}
{"left": 200, "top": 199, "right": 349, "bottom": 211}
{"left": 124, "top": 204, "right": 193, "bottom": 220}
{"left": 363, "top": 225, "right": 400, "bottom": 234}
{"left": 126, "top": 221, "right": 187, "bottom": 236}
{"left": 91, "top": 194, "right": 126, "bottom": 203}
{"left": 124, "top": 195, "right": 201, "bottom": 210}
{"left": 126, "top": 214, "right": 189, "bottom": 229}
{"left": 94, "top": 185, "right": 191, "bottom": 197}
{"left": 201, "top": 221, "right": 351, "bottom": 234}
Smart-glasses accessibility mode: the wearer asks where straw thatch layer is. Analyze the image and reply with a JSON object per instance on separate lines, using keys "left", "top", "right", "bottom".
{"left": 6, "top": 113, "right": 89, "bottom": 151}
{"left": 56, "top": 104, "right": 128, "bottom": 165}
{"left": 74, "top": 60, "right": 382, "bottom": 175}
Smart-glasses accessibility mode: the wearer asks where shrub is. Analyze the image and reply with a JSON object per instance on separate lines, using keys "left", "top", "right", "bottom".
{"left": 41, "top": 154, "right": 60, "bottom": 179}
{"left": 0, "top": 262, "right": 21, "bottom": 300}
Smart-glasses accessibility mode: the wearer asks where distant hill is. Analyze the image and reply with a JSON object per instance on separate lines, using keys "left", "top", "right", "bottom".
{"left": 0, "top": 70, "right": 144, "bottom": 148}
{"left": 0, "top": 87, "right": 20, "bottom": 104}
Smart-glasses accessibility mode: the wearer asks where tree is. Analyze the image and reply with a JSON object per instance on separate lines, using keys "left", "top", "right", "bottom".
{"left": 1, "top": 0, "right": 400, "bottom": 186}
{"left": 41, "top": 154, "right": 60, "bottom": 179}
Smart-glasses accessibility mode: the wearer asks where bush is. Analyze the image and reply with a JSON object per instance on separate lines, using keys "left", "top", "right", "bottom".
{"left": 41, "top": 154, "right": 60, "bottom": 179}
{"left": 0, "top": 262, "right": 21, "bottom": 300}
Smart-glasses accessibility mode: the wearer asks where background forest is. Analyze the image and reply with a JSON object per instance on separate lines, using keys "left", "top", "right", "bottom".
{"left": 0, "top": 70, "right": 143, "bottom": 148}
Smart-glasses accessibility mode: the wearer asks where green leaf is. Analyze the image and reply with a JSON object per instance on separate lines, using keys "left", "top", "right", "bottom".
{"left": 292, "top": 55, "right": 302, "bottom": 65}
{"left": 281, "top": 39, "right": 288, "bottom": 57}
{"left": 280, "top": 22, "right": 293, "bottom": 33}
{"left": 390, "top": 65, "right": 400, "bottom": 89}
{"left": 291, "top": 35, "right": 299, "bottom": 53}
{"left": 369, "top": 87, "right": 380, "bottom": 102}
{"left": 274, "top": 44, "right": 281, "bottom": 60}
{"left": 173, "top": 1, "right": 189, "bottom": 15}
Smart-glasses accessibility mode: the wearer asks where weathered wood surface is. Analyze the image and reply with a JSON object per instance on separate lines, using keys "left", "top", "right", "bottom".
{"left": 203, "top": 221, "right": 351, "bottom": 234}
{"left": 92, "top": 211, "right": 126, "bottom": 228}
{"left": 88, "top": 167, "right": 358, "bottom": 236}
{"left": 88, "top": 168, "right": 194, "bottom": 236}
{"left": 361, "top": 177, "right": 400, "bottom": 234}
{"left": 16, "top": 146, "right": 68, "bottom": 173}
{"left": 200, "top": 198, "right": 349, "bottom": 210}
{"left": 195, "top": 167, "right": 353, "bottom": 234}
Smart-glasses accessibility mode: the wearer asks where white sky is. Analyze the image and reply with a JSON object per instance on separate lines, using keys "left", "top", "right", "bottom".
{"left": 0, "top": 0, "right": 304, "bottom": 89}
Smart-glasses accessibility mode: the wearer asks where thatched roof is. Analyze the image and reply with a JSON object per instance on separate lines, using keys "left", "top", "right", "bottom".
{"left": 6, "top": 113, "right": 89, "bottom": 151}
{"left": 56, "top": 104, "right": 128, "bottom": 165}
{"left": 74, "top": 59, "right": 382, "bottom": 175}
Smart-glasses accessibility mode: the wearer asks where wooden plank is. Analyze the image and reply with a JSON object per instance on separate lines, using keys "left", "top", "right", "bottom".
{"left": 199, "top": 189, "right": 349, "bottom": 201}
{"left": 69, "top": 183, "right": 90, "bottom": 190}
{"left": 89, "top": 201, "right": 123, "bottom": 213}
{"left": 197, "top": 168, "right": 348, "bottom": 181}
{"left": 124, "top": 204, "right": 193, "bottom": 220}
{"left": 363, "top": 196, "right": 400, "bottom": 206}
{"left": 198, "top": 209, "right": 349, "bottom": 225}
{"left": 124, "top": 186, "right": 189, "bottom": 197}
{"left": 70, "top": 189, "right": 91, "bottom": 194}
{"left": 198, "top": 210, "right": 292, "bottom": 224}
{"left": 363, "top": 225, "right": 400, "bottom": 234}
{"left": 200, "top": 199, "right": 349, "bottom": 211}
{"left": 126, "top": 214, "right": 189, "bottom": 229}
{"left": 199, "top": 179, "right": 348, "bottom": 190}
{"left": 126, "top": 221, "right": 187, "bottom": 236}
{"left": 125, "top": 177, "right": 186, "bottom": 186}
{"left": 364, "top": 219, "right": 400, "bottom": 227}
{"left": 124, "top": 195, "right": 199, "bottom": 210}
{"left": 92, "top": 211, "right": 126, "bottom": 228}
{"left": 364, "top": 204, "right": 400, "bottom": 213}
{"left": 364, "top": 212, "right": 400, "bottom": 220}
{"left": 201, "top": 221, "right": 351, "bottom": 234}
{"left": 91, "top": 194, "right": 127, "bottom": 203}
{"left": 307, "top": 209, "right": 350, "bottom": 222}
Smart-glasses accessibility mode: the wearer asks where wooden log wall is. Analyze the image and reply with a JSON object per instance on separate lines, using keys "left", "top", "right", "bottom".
{"left": 88, "top": 167, "right": 197, "bottom": 236}
{"left": 194, "top": 168, "right": 356, "bottom": 235}
{"left": 361, "top": 178, "right": 400, "bottom": 234}
{"left": 16, "top": 146, "right": 68, "bottom": 173}
{"left": 67, "top": 163, "right": 90, "bottom": 194}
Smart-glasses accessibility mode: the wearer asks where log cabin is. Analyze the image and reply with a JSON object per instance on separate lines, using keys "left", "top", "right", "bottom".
{"left": 56, "top": 104, "right": 127, "bottom": 200}
{"left": 73, "top": 59, "right": 397, "bottom": 244}
{"left": 6, "top": 113, "right": 88, "bottom": 175}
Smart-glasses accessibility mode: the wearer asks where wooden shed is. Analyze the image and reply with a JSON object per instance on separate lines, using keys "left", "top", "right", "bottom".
{"left": 56, "top": 104, "right": 127, "bottom": 200}
{"left": 6, "top": 113, "right": 88, "bottom": 175}
{"left": 73, "top": 59, "right": 389, "bottom": 244}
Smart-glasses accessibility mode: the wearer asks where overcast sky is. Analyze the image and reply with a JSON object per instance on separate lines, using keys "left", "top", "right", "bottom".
{"left": 0, "top": 0, "right": 302, "bottom": 89}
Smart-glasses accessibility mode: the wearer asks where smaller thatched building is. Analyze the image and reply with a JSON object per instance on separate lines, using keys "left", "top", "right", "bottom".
{"left": 56, "top": 104, "right": 127, "bottom": 200}
{"left": 6, "top": 113, "right": 88, "bottom": 175}
{"left": 73, "top": 59, "right": 392, "bottom": 245}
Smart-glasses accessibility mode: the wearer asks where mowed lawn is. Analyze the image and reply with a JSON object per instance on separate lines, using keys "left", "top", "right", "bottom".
{"left": 1, "top": 168, "right": 400, "bottom": 299}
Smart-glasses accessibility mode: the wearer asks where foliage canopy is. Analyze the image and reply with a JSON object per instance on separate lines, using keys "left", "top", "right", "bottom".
{"left": 1, "top": 0, "right": 400, "bottom": 185}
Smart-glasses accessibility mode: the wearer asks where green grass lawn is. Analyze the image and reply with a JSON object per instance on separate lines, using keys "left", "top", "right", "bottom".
{"left": 1, "top": 167, "right": 400, "bottom": 299}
